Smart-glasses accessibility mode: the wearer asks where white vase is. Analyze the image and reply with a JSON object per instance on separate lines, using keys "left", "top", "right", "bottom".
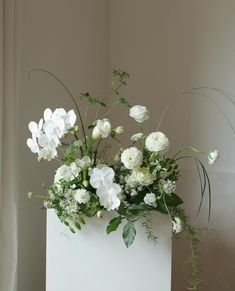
{"left": 46, "top": 209, "right": 172, "bottom": 291}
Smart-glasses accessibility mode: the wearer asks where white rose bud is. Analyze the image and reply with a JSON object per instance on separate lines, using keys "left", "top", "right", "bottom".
{"left": 145, "top": 131, "right": 169, "bottom": 153}
{"left": 114, "top": 126, "right": 124, "bottom": 135}
{"left": 129, "top": 105, "right": 149, "bottom": 123}
{"left": 121, "top": 147, "right": 143, "bottom": 170}
{"left": 92, "top": 119, "right": 111, "bottom": 140}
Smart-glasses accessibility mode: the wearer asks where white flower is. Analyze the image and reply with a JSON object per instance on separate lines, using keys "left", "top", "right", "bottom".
{"left": 172, "top": 217, "right": 182, "bottom": 234}
{"left": 121, "top": 147, "right": 143, "bottom": 170}
{"left": 130, "top": 189, "right": 137, "bottom": 197}
{"left": 114, "top": 126, "right": 124, "bottom": 135}
{"left": 76, "top": 156, "right": 91, "bottom": 169}
{"left": 74, "top": 189, "right": 90, "bottom": 204}
{"left": 144, "top": 193, "right": 157, "bottom": 206}
{"left": 145, "top": 131, "right": 169, "bottom": 153}
{"left": 162, "top": 179, "right": 176, "bottom": 195}
{"left": 89, "top": 165, "right": 115, "bottom": 189}
{"left": 27, "top": 136, "right": 40, "bottom": 154}
{"left": 54, "top": 164, "right": 79, "bottom": 183}
{"left": 92, "top": 119, "right": 111, "bottom": 139}
{"left": 130, "top": 132, "right": 144, "bottom": 142}
{"left": 208, "top": 150, "right": 219, "bottom": 165}
{"left": 126, "top": 167, "right": 154, "bottom": 187}
{"left": 129, "top": 105, "right": 149, "bottom": 123}
{"left": 96, "top": 182, "right": 121, "bottom": 211}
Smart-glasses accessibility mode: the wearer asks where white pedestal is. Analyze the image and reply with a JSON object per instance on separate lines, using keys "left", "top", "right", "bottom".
{"left": 46, "top": 210, "right": 172, "bottom": 291}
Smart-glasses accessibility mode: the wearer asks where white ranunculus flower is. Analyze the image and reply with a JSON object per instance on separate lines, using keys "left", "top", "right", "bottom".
{"left": 92, "top": 119, "right": 111, "bottom": 140}
{"left": 144, "top": 193, "right": 157, "bottom": 206}
{"left": 129, "top": 105, "right": 149, "bottom": 123}
{"left": 208, "top": 150, "right": 219, "bottom": 165}
{"left": 145, "top": 131, "right": 169, "bottom": 153}
{"left": 96, "top": 182, "right": 121, "bottom": 211}
{"left": 133, "top": 167, "right": 154, "bottom": 186}
{"left": 89, "top": 164, "right": 115, "bottom": 189}
{"left": 74, "top": 189, "right": 90, "bottom": 204}
{"left": 130, "top": 132, "right": 144, "bottom": 142}
{"left": 172, "top": 217, "right": 182, "bottom": 234}
{"left": 121, "top": 147, "right": 143, "bottom": 170}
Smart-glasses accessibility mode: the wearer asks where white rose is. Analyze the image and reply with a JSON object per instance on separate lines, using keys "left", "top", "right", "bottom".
{"left": 121, "top": 147, "right": 143, "bottom": 170}
{"left": 92, "top": 119, "right": 111, "bottom": 139}
{"left": 145, "top": 131, "right": 169, "bottom": 153}
{"left": 208, "top": 150, "right": 219, "bottom": 165}
{"left": 74, "top": 189, "right": 90, "bottom": 204}
{"left": 129, "top": 105, "right": 149, "bottom": 123}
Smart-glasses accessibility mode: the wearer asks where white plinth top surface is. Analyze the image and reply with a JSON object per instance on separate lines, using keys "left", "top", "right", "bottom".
{"left": 46, "top": 210, "right": 172, "bottom": 291}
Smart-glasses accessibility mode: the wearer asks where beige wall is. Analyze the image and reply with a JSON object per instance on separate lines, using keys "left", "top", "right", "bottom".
{"left": 109, "top": 1, "right": 235, "bottom": 290}
{"left": 17, "top": 1, "right": 109, "bottom": 290}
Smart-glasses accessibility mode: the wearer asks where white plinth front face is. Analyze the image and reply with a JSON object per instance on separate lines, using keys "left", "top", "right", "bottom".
{"left": 46, "top": 210, "right": 172, "bottom": 291}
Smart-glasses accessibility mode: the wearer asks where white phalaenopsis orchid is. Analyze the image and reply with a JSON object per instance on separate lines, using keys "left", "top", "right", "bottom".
{"left": 89, "top": 165, "right": 115, "bottom": 189}
{"left": 27, "top": 108, "right": 77, "bottom": 161}
{"left": 96, "top": 182, "right": 121, "bottom": 211}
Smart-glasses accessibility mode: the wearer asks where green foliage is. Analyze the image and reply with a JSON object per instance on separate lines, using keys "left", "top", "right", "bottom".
{"left": 122, "top": 222, "right": 136, "bottom": 248}
{"left": 112, "top": 68, "right": 130, "bottom": 85}
{"left": 141, "top": 213, "right": 158, "bottom": 244}
{"left": 118, "top": 96, "right": 131, "bottom": 107}
{"left": 106, "top": 216, "right": 123, "bottom": 234}
{"left": 81, "top": 92, "right": 106, "bottom": 107}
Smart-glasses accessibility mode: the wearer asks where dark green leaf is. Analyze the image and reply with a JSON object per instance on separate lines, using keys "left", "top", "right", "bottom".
{"left": 122, "top": 222, "right": 136, "bottom": 248}
{"left": 106, "top": 216, "right": 123, "bottom": 234}
{"left": 79, "top": 217, "right": 86, "bottom": 225}
{"left": 118, "top": 96, "right": 130, "bottom": 106}
{"left": 75, "top": 222, "right": 81, "bottom": 230}
{"left": 70, "top": 227, "right": 75, "bottom": 233}
{"left": 165, "top": 194, "right": 184, "bottom": 206}
{"left": 64, "top": 221, "right": 70, "bottom": 227}
{"left": 88, "top": 124, "right": 96, "bottom": 129}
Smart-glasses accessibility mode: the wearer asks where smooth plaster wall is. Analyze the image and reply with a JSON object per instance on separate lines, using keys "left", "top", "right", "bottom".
{"left": 109, "top": 1, "right": 235, "bottom": 290}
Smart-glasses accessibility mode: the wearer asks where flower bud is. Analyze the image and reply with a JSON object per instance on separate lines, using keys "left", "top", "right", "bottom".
{"left": 82, "top": 180, "right": 89, "bottom": 187}
{"left": 114, "top": 126, "right": 124, "bottom": 135}
{"left": 97, "top": 210, "right": 104, "bottom": 218}
{"left": 27, "top": 192, "right": 33, "bottom": 199}
{"left": 92, "top": 126, "right": 102, "bottom": 140}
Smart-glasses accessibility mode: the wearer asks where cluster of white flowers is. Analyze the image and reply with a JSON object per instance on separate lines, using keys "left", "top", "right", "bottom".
{"left": 172, "top": 217, "right": 182, "bottom": 234}
{"left": 144, "top": 193, "right": 157, "bottom": 206}
{"left": 89, "top": 165, "right": 121, "bottom": 211}
{"left": 74, "top": 189, "right": 90, "bottom": 204}
{"left": 162, "top": 179, "right": 176, "bottom": 195}
{"left": 27, "top": 108, "right": 76, "bottom": 161}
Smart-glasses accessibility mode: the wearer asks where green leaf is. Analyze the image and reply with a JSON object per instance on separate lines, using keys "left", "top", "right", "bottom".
{"left": 75, "top": 222, "right": 81, "bottom": 230}
{"left": 64, "top": 221, "right": 70, "bottom": 227}
{"left": 79, "top": 217, "right": 86, "bottom": 225}
{"left": 106, "top": 216, "right": 123, "bottom": 234}
{"left": 118, "top": 96, "right": 130, "bottom": 107}
{"left": 70, "top": 227, "right": 75, "bottom": 233}
{"left": 122, "top": 222, "right": 136, "bottom": 248}
{"left": 165, "top": 194, "right": 184, "bottom": 206}
{"left": 88, "top": 124, "right": 96, "bottom": 129}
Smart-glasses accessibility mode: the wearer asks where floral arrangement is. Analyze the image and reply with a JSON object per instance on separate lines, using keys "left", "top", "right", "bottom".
{"left": 27, "top": 69, "right": 219, "bottom": 290}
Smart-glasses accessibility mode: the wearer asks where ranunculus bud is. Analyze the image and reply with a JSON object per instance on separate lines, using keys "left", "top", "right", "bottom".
{"left": 97, "top": 210, "right": 104, "bottom": 218}
{"left": 114, "top": 126, "right": 124, "bottom": 135}
{"left": 82, "top": 180, "right": 89, "bottom": 187}
{"left": 92, "top": 119, "right": 111, "bottom": 140}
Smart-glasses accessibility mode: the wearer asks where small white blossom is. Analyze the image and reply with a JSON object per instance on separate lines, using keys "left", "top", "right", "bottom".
{"left": 54, "top": 164, "right": 80, "bottom": 183}
{"left": 130, "top": 132, "right": 144, "bottom": 142}
{"left": 114, "top": 126, "right": 124, "bottom": 135}
{"left": 76, "top": 156, "right": 91, "bottom": 169}
{"left": 162, "top": 179, "right": 176, "bottom": 195}
{"left": 43, "top": 200, "right": 53, "bottom": 209}
{"left": 172, "top": 217, "right": 182, "bottom": 234}
{"left": 208, "top": 150, "right": 219, "bottom": 165}
{"left": 92, "top": 119, "right": 111, "bottom": 139}
{"left": 130, "top": 189, "right": 138, "bottom": 197}
{"left": 121, "top": 147, "right": 143, "bottom": 170}
{"left": 74, "top": 189, "right": 90, "bottom": 204}
{"left": 129, "top": 105, "right": 149, "bottom": 123}
{"left": 144, "top": 193, "right": 157, "bottom": 206}
{"left": 145, "top": 132, "right": 169, "bottom": 153}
